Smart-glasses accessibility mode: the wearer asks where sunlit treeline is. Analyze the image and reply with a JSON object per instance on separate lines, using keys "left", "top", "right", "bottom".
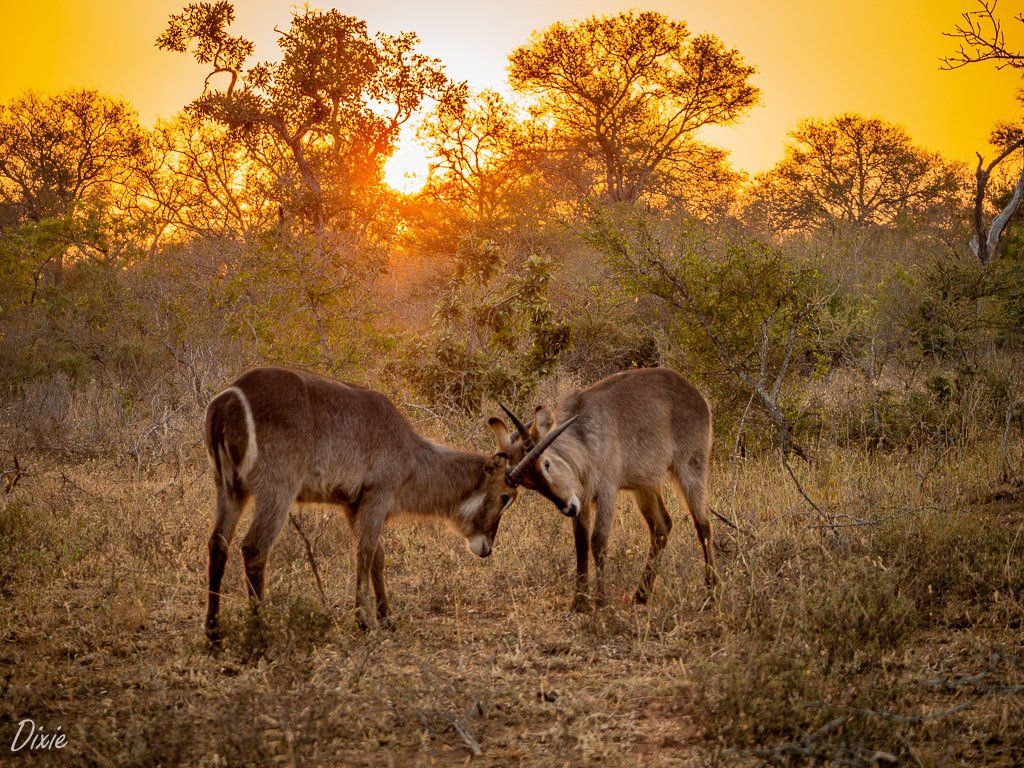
{"left": 0, "top": 2, "right": 1022, "bottom": 468}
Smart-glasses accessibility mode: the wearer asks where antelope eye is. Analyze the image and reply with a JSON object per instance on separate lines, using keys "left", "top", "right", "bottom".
{"left": 543, "top": 460, "right": 550, "bottom": 470}
{"left": 500, "top": 494, "right": 511, "bottom": 507}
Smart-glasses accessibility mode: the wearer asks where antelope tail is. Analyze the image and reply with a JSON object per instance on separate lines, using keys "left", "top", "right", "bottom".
{"left": 204, "top": 386, "right": 258, "bottom": 500}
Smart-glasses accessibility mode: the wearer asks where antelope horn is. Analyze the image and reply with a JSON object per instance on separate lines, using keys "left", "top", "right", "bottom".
{"left": 506, "top": 415, "right": 578, "bottom": 486}
{"left": 500, "top": 404, "right": 534, "bottom": 448}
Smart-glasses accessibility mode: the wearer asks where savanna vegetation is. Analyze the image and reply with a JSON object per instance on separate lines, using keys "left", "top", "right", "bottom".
{"left": 1, "top": 2, "right": 1022, "bottom": 765}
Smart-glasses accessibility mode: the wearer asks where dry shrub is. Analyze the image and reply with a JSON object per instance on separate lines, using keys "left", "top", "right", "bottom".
{"left": 872, "top": 507, "right": 1024, "bottom": 611}
{"left": 687, "top": 498, "right": 1024, "bottom": 766}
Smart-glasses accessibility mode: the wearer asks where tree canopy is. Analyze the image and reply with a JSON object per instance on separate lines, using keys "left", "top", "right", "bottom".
{"left": 0, "top": 90, "right": 145, "bottom": 224}
{"left": 420, "top": 88, "right": 531, "bottom": 226}
{"left": 942, "top": 0, "right": 1024, "bottom": 263}
{"left": 158, "top": 1, "right": 448, "bottom": 235}
{"left": 747, "top": 114, "right": 963, "bottom": 234}
{"left": 508, "top": 11, "right": 758, "bottom": 206}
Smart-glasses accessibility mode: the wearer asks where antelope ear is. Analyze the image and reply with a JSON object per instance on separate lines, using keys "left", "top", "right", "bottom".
{"left": 532, "top": 405, "right": 554, "bottom": 440}
{"left": 488, "top": 417, "right": 513, "bottom": 452}
{"left": 485, "top": 452, "right": 509, "bottom": 473}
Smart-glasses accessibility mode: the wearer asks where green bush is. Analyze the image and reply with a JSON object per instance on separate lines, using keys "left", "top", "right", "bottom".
{"left": 398, "top": 248, "right": 569, "bottom": 414}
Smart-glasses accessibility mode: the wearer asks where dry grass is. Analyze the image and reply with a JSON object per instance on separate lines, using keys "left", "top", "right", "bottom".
{"left": 1, "top": 440, "right": 1022, "bottom": 766}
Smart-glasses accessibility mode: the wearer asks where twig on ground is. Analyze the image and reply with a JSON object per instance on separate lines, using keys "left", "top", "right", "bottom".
{"left": 1, "top": 449, "right": 22, "bottom": 495}
{"left": 807, "top": 513, "right": 883, "bottom": 531}
{"left": 450, "top": 716, "right": 482, "bottom": 756}
{"left": 729, "top": 391, "right": 755, "bottom": 507}
{"left": 781, "top": 447, "right": 839, "bottom": 538}
{"left": 404, "top": 401, "right": 442, "bottom": 422}
{"left": 918, "top": 444, "right": 955, "bottom": 492}
{"left": 709, "top": 506, "right": 753, "bottom": 536}
{"left": 131, "top": 402, "right": 185, "bottom": 478}
{"left": 811, "top": 659, "right": 1024, "bottom": 729}
{"left": 289, "top": 511, "right": 329, "bottom": 607}
{"left": 747, "top": 716, "right": 845, "bottom": 766}
{"left": 347, "top": 634, "right": 383, "bottom": 690}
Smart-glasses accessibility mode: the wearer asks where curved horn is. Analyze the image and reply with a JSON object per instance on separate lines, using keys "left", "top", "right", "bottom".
{"left": 500, "top": 404, "right": 534, "bottom": 448}
{"left": 506, "top": 415, "right": 578, "bottom": 486}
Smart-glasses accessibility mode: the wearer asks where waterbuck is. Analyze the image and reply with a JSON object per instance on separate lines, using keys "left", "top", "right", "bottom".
{"left": 492, "top": 368, "right": 715, "bottom": 610}
{"left": 203, "top": 366, "right": 574, "bottom": 641}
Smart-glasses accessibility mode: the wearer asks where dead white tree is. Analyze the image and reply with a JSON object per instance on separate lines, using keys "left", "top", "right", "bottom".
{"left": 968, "top": 141, "right": 1024, "bottom": 265}
{"left": 943, "top": 0, "right": 1024, "bottom": 264}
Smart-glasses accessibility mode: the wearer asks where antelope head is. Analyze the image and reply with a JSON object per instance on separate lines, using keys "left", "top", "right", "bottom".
{"left": 458, "top": 449, "right": 519, "bottom": 558}
{"left": 489, "top": 405, "right": 581, "bottom": 517}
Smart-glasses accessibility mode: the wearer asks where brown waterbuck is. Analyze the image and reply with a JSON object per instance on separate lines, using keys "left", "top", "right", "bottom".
{"left": 203, "top": 366, "right": 574, "bottom": 642}
{"left": 492, "top": 368, "right": 715, "bottom": 611}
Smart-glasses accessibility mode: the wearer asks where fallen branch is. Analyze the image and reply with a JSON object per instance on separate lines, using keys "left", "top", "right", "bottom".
{"left": 1, "top": 449, "right": 22, "bottom": 495}
{"left": 709, "top": 506, "right": 753, "bottom": 536}
{"left": 450, "top": 717, "right": 482, "bottom": 757}
{"left": 289, "top": 512, "right": 329, "bottom": 607}
{"left": 807, "top": 513, "right": 883, "bottom": 531}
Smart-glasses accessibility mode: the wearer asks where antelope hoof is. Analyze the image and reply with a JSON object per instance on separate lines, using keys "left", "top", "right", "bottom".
{"left": 355, "top": 605, "right": 378, "bottom": 632}
{"left": 205, "top": 620, "right": 223, "bottom": 648}
{"left": 702, "top": 579, "right": 720, "bottom": 605}
{"left": 633, "top": 587, "right": 650, "bottom": 605}
{"left": 379, "top": 614, "right": 396, "bottom": 632}
{"left": 570, "top": 593, "right": 591, "bottom": 613}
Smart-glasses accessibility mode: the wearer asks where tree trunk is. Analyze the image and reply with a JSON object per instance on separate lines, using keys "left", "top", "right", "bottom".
{"left": 971, "top": 142, "right": 1024, "bottom": 266}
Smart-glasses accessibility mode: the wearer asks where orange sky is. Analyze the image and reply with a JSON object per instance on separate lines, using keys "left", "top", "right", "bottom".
{"left": 2, "top": 0, "right": 1021, "bottom": 180}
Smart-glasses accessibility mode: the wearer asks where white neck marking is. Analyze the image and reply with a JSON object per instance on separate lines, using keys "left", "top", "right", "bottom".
{"left": 457, "top": 491, "right": 485, "bottom": 520}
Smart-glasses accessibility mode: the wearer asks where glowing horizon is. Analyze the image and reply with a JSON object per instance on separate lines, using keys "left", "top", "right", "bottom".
{"left": 3, "top": 0, "right": 1021, "bottom": 188}
{"left": 384, "top": 129, "right": 431, "bottom": 194}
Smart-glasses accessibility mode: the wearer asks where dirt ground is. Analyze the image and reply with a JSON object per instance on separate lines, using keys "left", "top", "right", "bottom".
{"left": 2, "top": 448, "right": 1022, "bottom": 766}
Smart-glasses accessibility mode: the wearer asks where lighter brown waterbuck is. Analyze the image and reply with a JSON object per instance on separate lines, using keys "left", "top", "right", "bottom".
{"left": 492, "top": 368, "right": 716, "bottom": 611}
{"left": 203, "top": 366, "right": 574, "bottom": 642}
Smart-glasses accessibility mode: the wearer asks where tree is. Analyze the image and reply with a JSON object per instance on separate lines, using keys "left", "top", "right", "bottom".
{"left": 0, "top": 90, "right": 149, "bottom": 296}
{"left": 158, "top": 1, "right": 448, "bottom": 236}
{"left": 0, "top": 90, "right": 146, "bottom": 224}
{"left": 139, "top": 113, "right": 287, "bottom": 245}
{"left": 746, "top": 114, "right": 963, "bottom": 235}
{"left": 420, "top": 88, "right": 531, "bottom": 226}
{"left": 593, "top": 208, "right": 831, "bottom": 521}
{"left": 400, "top": 247, "right": 569, "bottom": 415}
{"left": 508, "top": 11, "right": 758, "bottom": 205}
{"left": 0, "top": 83, "right": 148, "bottom": 387}
{"left": 943, "top": 0, "right": 1024, "bottom": 264}
{"left": 943, "top": 0, "right": 1024, "bottom": 71}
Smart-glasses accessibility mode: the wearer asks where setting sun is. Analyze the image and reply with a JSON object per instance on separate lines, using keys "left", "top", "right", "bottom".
{"left": 384, "top": 129, "right": 431, "bottom": 194}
